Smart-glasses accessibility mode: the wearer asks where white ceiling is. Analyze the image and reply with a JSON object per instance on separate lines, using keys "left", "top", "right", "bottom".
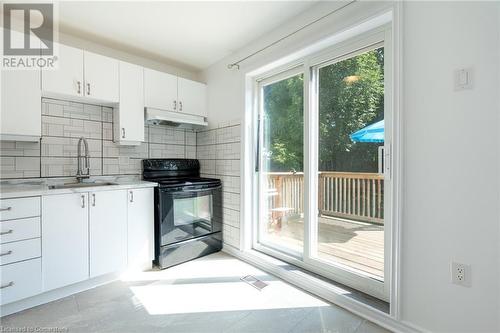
{"left": 58, "top": 1, "right": 318, "bottom": 71}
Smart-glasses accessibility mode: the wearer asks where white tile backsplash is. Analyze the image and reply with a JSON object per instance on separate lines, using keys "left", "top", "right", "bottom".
{"left": 102, "top": 122, "right": 113, "bottom": 141}
{"left": 197, "top": 123, "right": 242, "bottom": 249}
{"left": 41, "top": 137, "right": 102, "bottom": 157}
{"left": 220, "top": 175, "right": 240, "bottom": 193}
{"left": 186, "top": 131, "right": 197, "bottom": 146}
{"left": 196, "top": 130, "right": 216, "bottom": 146}
{"left": 103, "top": 141, "right": 148, "bottom": 159}
{"left": 0, "top": 156, "right": 40, "bottom": 179}
{"left": 149, "top": 143, "right": 185, "bottom": 158}
{"left": 41, "top": 157, "right": 101, "bottom": 177}
{"left": 186, "top": 145, "right": 196, "bottom": 159}
{"left": 199, "top": 159, "right": 216, "bottom": 175}
{"left": 196, "top": 145, "right": 216, "bottom": 160}
{"left": 0, "top": 141, "right": 40, "bottom": 157}
{"left": 216, "top": 142, "right": 241, "bottom": 160}
{"left": 43, "top": 98, "right": 103, "bottom": 121}
{"left": 216, "top": 159, "right": 240, "bottom": 177}
{"left": 1, "top": 98, "right": 197, "bottom": 179}
{"left": 102, "top": 157, "right": 142, "bottom": 175}
{"left": 149, "top": 125, "right": 185, "bottom": 145}
{"left": 217, "top": 125, "right": 241, "bottom": 144}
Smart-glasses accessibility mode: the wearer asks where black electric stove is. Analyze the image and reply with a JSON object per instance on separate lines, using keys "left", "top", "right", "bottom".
{"left": 142, "top": 159, "right": 222, "bottom": 269}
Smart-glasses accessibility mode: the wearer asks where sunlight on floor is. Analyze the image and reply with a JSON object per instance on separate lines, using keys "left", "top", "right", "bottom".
{"left": 123, "top": 253, "right": 329, "bottom": 315}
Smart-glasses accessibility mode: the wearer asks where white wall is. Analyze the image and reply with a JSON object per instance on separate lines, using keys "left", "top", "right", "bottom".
{"left": 202, "top": 1, "right": 500, "bottom": 332}
{"left": 401, "top": 2, "right": 499, "bottom": 332}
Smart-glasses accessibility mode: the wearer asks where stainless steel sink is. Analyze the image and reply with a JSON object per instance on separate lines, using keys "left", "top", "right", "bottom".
{"left": 48, "top": 182, "right": 117, "bottom": 190}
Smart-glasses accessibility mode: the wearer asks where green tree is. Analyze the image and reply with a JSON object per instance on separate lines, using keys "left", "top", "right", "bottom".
{"left": 263, "top": 74, "right": 304, "bottom": 172}
{"left": 319, "top": 47, "right": 384, "bottom": 172}
{"left": 263, "top": 47, "right": 384, "bottom": 173}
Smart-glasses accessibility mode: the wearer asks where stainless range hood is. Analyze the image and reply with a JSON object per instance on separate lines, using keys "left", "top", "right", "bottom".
{"left": 145, "top": 108, "right": 208, "bottom": 128}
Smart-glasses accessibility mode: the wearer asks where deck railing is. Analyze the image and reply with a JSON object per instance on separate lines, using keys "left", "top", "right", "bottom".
{"left": 267, "top": 171, "right": 384, "bottom": 224}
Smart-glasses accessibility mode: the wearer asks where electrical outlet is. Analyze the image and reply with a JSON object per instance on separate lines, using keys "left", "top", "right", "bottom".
{"left": 451, "top": 262, "right": 471, "bottom": 287}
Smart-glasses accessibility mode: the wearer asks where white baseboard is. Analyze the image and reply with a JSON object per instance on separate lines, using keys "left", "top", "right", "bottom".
{"left": 222, "top": 247, "right": 427, "bottom": 333}
{"left": 0, "top": 273, "right": 120, "bottom": 317}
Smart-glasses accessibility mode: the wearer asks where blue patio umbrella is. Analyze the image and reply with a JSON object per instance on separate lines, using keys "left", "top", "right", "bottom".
{"left": 350, "top": 120, "right": 384, "bottom": 143}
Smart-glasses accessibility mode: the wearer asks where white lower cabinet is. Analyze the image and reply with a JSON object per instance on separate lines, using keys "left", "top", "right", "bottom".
{"left": 127, "top": 188, "right": 154, "bottom": 270}
{"left": 0, "top": 217, "right": 41, "bottom": 244}
{"left": 1, "top": 196, "right": 42, "bottom": 306}
{"left": 1, "top": 186, "right": 153, "bottom": 307}
{"left": 0, "top": 238, "right": 41, "bottom": 266}
{"left": 42, "top": 193, "right": 89, "bottom": 291}
{"left": 89, "top": 190, "right": 128, "bottom": 277}
{"left": 0, "top": 259, "right": 42, "bottom": 305}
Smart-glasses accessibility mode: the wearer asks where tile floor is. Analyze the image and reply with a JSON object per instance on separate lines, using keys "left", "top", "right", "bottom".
{"left": 0, "top": 253, "right": 390, "bottom": 333}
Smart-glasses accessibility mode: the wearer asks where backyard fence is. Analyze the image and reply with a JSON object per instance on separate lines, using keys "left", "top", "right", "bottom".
{"left": 267, "top": 171, "right": 384, "bottom": 224}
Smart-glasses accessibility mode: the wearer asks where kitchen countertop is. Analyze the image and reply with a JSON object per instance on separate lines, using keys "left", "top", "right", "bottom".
{"left": 0, "top": 176, "right": 157, "bottom": 199}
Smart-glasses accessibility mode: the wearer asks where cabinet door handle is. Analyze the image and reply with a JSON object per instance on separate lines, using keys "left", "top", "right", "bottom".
{"left": 173, "top": 100, "right": 177, "bottom": 110}
{"left": 0, "top": 250, "right": 12, "bottom": 257}
{"left": 121, "top": 128, "right": 126, "bottom": 139}
{"left": 92, "top": 193, "right": 96, "bottom": 207}
{"left": 0, "top": 207, "right": 11, "bottom": 212}
{"left": 77, "top": 81, "right": 81, "bottom": 94}
{"left": 0, "top": 230, "right": 13, "bottom": 236}
{"left": 81, "top": 195, "right": 85, "bottom": 208}
{"left": 86, "top": 82, "right": 91, "bottom": 96}
{"left": 129, "top": 191, "right": 134, "bottom": 203}
{"left": 0, "top": 281, "right": 14, "bottom": 289}
{"left": 179, "top": 101, "right": 183, "bottom": 111}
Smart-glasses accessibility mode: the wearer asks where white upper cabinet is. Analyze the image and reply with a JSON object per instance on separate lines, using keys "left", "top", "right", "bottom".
{"left": 144, "top": 69, "right": 207, "bottom": 118}
{"left": 83, "top": 51, "right": 119, "bottom": 103}
{"left": 115, "top": 61, "right": 144, "bottom": 144}
{"left": 41, "top": 45, "right": 118, "bottom": 103}
{"left": 1, "top": 69, "right": 41, "bottom": 141}
{"left": 1, "top": 29, "right": 41, "bottom": 141}
{"left": 177, "top": 77, "right": 207, "bottom": 117}
{"left": 144, "top": 68, "right": 178, "bottom": 111}
{"left": 89, "top": 190, "right": 128, "bottom": 278}
{"left": 42, "top": 44, "right": 84, "bottom": 98}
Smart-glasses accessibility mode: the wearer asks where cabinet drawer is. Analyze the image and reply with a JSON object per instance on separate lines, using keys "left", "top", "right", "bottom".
{"left": 0, "top": 217, "right": 41, "bottom": 244}
{"left": 0, "top": 197, "right": 40, "bottom": 221}
{"left": 0, "top": 238, "right": 41, "bottom": 265}
{"left": 0, "top": 258, "right": 42, "bottom": 305}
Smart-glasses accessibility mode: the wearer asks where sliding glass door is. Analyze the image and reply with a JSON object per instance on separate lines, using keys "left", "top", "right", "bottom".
{"left": 254, "top": 29, "right": 392, "bottom": 301}
{"left": 257, "top": 68, "right": 304, "bottom": 257}
{"left": 313, "top": 45, "right": 386, "bottom": 281}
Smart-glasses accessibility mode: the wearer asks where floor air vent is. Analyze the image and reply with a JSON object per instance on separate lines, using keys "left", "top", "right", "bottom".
{"left": 241, "top": 275, "right": 268, "bottom": 291}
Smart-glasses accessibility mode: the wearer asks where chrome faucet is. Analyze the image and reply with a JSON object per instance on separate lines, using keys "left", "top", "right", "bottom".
{"left": 76, "top": 137, "right": 90, "bottom": 182}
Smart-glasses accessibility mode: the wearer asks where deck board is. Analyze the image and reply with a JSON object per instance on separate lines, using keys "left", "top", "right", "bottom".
{"left": 265, "top": 216, "right": 384, "bottom": 279}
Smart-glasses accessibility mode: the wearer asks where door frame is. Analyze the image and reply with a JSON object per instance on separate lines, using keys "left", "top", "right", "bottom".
{"left": 255, "top": 66, "right": 305, "bottom": 259}
{"left": 250, "top": 25, "right": 395, "bottom": 301}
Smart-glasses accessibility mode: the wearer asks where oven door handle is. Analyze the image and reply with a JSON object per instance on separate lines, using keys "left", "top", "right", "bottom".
{"left": 162, "top": 185, "right": 222, "bottom": 193}
{"left": 182, "top": 185, "right": 222, "bottom": 192}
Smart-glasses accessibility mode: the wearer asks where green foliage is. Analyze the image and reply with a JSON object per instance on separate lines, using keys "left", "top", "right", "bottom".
{"left": 263, "top": 47, "right": 384, "bottom": 173}
{"left": 263, "top": 74, "right": 304, "bottom": 172}
{"left": 319, "top": 48, "right": 384, "bottom": 172}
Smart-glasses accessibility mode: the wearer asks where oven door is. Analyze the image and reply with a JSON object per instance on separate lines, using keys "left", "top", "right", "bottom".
{"left": 158, "top": 184, "right": 222, "bottom": 246}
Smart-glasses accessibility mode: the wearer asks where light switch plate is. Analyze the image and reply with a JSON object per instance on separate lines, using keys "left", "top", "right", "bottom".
{"left": 454, "top": 68, "right": 473, "bottom": 91}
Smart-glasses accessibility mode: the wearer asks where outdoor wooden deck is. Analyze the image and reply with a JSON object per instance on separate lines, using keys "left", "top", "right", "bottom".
{"left": 266, "top": 216, "right": 384, "bottom": 279}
